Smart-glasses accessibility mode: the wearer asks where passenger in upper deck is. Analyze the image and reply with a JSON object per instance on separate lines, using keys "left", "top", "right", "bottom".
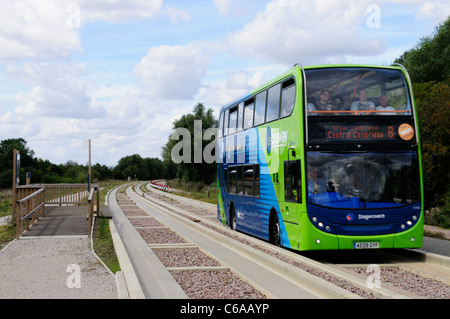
{"left": 376, "top": 95, "right": 396, "bottom": 115}
{"left": 314, "top": 90, "right": 338, "bottom": 114}
{"left": 339, "top": 96, "right": 352, "bottom": 112}
{"left": 350, "top": 90, "right": 375, "bottom": 114}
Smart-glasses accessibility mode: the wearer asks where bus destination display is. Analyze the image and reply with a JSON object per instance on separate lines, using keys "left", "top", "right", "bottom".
{"left": 308, "top": 121, "right": 415, "bottom": 144}
{"left": 325, "top": 124, "right": 395, "bottom": 141}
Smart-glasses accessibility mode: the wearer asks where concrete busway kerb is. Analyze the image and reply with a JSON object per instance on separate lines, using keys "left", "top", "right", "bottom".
{"left": 137, "top": 182, "right": 420, "bottom": 299}
{"left": 107, "top": 184, "right": 188, "bottom": 299}
{"left": 131, "top": 184, "right": 366, "bottom": 299}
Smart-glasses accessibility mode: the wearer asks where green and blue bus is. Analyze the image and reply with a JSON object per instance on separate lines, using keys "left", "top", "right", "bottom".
{"left": 217, "top": 64, "right": 423, "bottom": 251}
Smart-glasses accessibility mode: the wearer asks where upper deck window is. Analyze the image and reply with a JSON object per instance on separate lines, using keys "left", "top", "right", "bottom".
{"left": 305, "top": 68, "right": 412, "bottom": 116}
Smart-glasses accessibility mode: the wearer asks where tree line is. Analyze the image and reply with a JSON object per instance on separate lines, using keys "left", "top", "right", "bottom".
{"left": 0, "top": 103, "right": 216, "bottom": 189}
{"left": 0, "top": 138, "right": 177, "bottom": 188}
{"left": 395, "top": 16, "right": 450, "bottom": 219}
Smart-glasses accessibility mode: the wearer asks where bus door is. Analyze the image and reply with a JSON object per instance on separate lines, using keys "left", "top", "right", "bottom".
{"left": 283, "top": 160, "right": 302, "bottom": 225}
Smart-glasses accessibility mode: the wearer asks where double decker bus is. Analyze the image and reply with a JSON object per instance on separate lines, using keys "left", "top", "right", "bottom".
{"left": 217, "top": 64, "right": 423, "bottom": 251}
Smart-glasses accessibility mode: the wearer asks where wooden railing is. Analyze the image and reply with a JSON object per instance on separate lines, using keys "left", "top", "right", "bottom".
{"left": 43, "top": 184, "right": 89, "bottom": 205}
{"left": 14, "top": 184, "right": 100, "bottom": 238}
{"left": 15, "top": 186, "right": 45, "bottom": 239}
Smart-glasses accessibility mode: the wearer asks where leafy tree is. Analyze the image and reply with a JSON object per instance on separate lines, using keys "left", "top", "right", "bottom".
{"left": 162, "top": 103, "right": 217, "bottom": 184}
{"left": 413, "top": 80, "right": 450, "bottom": 210}
{"left": 115, "top": 154, "right": 146, "bottom": 180}
{"left": 395, "top": 17, "right": 450, "bottom": 216}
{"left": 395, "top": 17, "right": 450, "bottom": 83}
{"left": 0, "top": 138, "right": 36, "bottom": 188}
{"left": 92, "top": 163, "right": 114, "bottom": 181}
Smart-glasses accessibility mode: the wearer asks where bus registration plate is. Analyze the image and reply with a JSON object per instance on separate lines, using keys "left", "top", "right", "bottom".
{"left": 354, "top": 242, "right": 379, "bottom": 249}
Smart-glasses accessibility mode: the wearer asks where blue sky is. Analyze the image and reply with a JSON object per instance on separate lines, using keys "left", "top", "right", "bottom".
{"left": 0, "top": 0, "right": 448, "bottom": 166}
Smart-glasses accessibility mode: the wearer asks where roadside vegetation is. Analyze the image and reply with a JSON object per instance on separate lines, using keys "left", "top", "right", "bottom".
{"left": 164, "top": 179, "right": 217, "bottom": 204}
{"left": 93, "top": 216, "right": 121, "bottom": 273}
{"left": 0, "top": 181, "right": 127, "bottom": 272}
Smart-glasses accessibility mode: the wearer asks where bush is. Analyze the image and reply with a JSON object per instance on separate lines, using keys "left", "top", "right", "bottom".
{"left": 425, "top": 206, "right": 450, "bottom": 228}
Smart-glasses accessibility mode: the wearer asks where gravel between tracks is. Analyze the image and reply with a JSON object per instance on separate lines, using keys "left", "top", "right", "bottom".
{"left": 351, "top": 267, "right": 450, "bottom": 299}
{"left": 139, "top": 189, "right": 450, "bottom": 299}
{"left": 171, "top": 270, "right": 266, "bottom": 299}
{"left": 117, "top": 191, "right": 268, "bottom": 299}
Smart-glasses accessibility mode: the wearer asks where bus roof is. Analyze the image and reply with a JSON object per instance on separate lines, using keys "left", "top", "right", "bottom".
{"left": 218, "top": 64, "right": 406, "bottom": 113}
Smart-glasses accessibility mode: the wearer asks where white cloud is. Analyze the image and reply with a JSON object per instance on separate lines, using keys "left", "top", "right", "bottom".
{"left": 77, "top": 0, "right": 164, "bottom": 23}
{"left": 200, "top": 69, "right": 266, "bottom": 107}
{"left": 7, "top": 62, "right": 102, "bottom": 119}
{"left": 415, "top": 1, "right": 450, "bottom": 24}
{"left": 213, "top": 0, "right": 256, "bottom": 18}
{"left": 0, "top": 0, "right": 81, "bottom": 61}
{"left": 162, "top": 5, "right": 192, "bottom": 23}
{"left": 134, "top": 44, "right": 209, "bottom": 100}
{"left": 214, "top": 0, "right": 233, "bottom": 16}
{"left": 0, "top": 0, "right": 169, "bottom": 62}
{"left": 227, "top": 0, "right": 386, "bottom": 65}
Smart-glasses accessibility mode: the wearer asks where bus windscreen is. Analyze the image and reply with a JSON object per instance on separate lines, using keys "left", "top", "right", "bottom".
{"left": 305, "top": 67, "right": 412, "bottom": 116}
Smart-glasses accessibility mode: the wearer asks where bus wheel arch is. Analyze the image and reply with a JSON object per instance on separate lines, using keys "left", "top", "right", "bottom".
{"left": 269, "top": 209, "right": 281, "bottom": 246}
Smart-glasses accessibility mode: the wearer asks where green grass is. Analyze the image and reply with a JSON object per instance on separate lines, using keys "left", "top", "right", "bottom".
{"left": 0, "top": 220, "right": 16, "bottom": 250}
{"left": 163, "top": 179, "right": 217, "bottom": 204}
{"left": 93, "top": 217, "right": 121, "bottom": 273}
{"left": 0, "top": 189, "right": 12, "bottom": 217}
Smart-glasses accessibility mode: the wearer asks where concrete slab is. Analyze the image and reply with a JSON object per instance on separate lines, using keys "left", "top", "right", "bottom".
{"left": 22, "top": 216, "right": 88, "bottom": 237}
{"left": 23, "top": 205, "right": 88, "bottom": 237}
{"left": 21, "top": 205, "right": 112, "bottom": 237}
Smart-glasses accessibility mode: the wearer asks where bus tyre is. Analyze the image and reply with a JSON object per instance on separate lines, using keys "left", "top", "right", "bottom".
{"left": 270, "top": 212, "right": 281, "bottom": 246}
{"left": 229, "top": 206, "right": 236, "bottom": 230}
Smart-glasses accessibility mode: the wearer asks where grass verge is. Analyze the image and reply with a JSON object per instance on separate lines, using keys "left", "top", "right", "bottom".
{"left": 93, "top": 217, "right": 121, "bottom": 273}
{"left": 0, "top": 220, "right": 16, "bottom": 250}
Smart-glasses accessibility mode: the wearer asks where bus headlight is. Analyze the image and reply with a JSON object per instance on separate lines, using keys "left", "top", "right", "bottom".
{"left": 399, "top": 213, "right": 420, "bottom": 232}
{"left": 310, "top": 215, "right": 334, "bottom": 233}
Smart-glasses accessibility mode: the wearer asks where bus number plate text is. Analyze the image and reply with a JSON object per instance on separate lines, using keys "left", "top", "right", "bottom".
{"left": 354, "top": 242, "right": 379, "bottom": 249}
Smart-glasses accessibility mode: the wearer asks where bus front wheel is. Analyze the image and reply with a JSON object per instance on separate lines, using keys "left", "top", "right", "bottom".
{"left": 270, "top": 212, "right": 281, "bottom": 246}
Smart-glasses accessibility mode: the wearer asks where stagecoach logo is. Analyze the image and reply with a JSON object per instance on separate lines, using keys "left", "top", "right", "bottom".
{"left": 266, "top": 126, "right": 288, "bottom": 154}
{"left": 347, "top": 213, "right": 386, "bottom": 222}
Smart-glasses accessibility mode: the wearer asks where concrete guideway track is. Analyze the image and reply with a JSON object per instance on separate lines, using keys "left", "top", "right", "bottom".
{"left": 141, "top": 182, "right": 450, "bottom": 299}
{"left": 108, "top": 186, "right": 187, "bottom": 299}
{"left": 125, "top": 185, "right": 362, "bottom": 299}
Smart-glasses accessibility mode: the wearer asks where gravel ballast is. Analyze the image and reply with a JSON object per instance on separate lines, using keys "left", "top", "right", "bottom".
{"left": 139, "top": 189, "right": 450, "bottom": 299}
{"left": 171, "top": 270, "right": 266, "bottom": 299}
